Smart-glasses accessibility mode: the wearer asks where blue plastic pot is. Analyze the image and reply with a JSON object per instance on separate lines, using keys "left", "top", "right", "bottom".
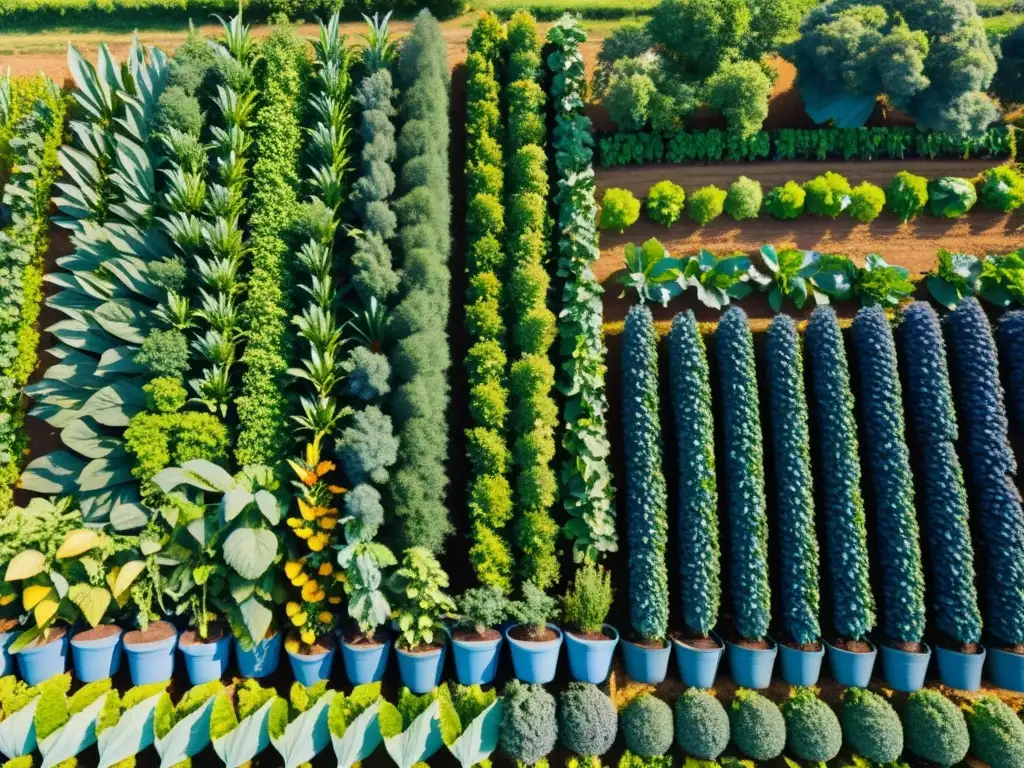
{"left": 881, "top": 642, "right": 931, "bottom": 692}
{"left": 507, "top": 624, "right": 563, "bottom": 685}
{"left": 777, "top": 640, "right": 824, "bottom": 686}
{"left": 565, "top": 625, "right": 618, "bottom": 684}
{"left": 988, "top": 647, "right": 1024, "bottom": 692}
{"left": 672, "top": 632, "right": 724, "bottom": 688}
{"left": 342, "top": 636, "right": 391, "bottom": 685}
{"left": 451, "top": 633, "right": 501, "bottom": 686}
{"left": 726, "top": 639, "right": 777, "bottom": 689}
{"left": 621, "top": 637, "right": 671, "bottom": 684}
{"left": 935, "top": 645, "right": 986, "bottom": 691}
{"left": 180, "top": 633, "right": 230, "bottom": 685}
{"left": 287, "top": 643, "right": 336, "bottom": 686}
{"left": 71, "top": 627, "right": 123, "bottom": 682}
{"left": 0, "top": 631, "right": 20, "bottom": 677}
{"left": 234, "top": 632, "right": 282, "bottom": 679}
{"left": 825, "top": 638, "right": 877, "bottom": 687}
{"left": 16, "top": 628, "right": 69, "bottom": 686}
{"left": 396, "top": 644, "right": 446, "bottom": 693}
{"left": 124, "top": 624, "right": 178, "bottom": 685}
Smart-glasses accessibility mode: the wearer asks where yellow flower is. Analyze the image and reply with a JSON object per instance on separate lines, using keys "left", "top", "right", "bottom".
{"left": 301, "top": 580, "right": 322, "bottom": 602}
{"left": 308, "top": 533, "right": 329, "bottom": 552}
{"left": 286, "top": 518, "right": 302, "bottom": 529}
{"left": 318, "top": 562, "right": 334, "bottom": 576}
{"left": 328, "top": 596, "right": 342, "bottom": 605}
{"left": 301, "top": 630, "right": 316, "bottom": 646}
{"left": 291, "top": 572, "right": 310, "bottom": 588}
{"left": 298, "top": 499, "right": 317, "bottom": 522}
{"left": 318, "top": 517, "right": 338, "bottom": 531}
{"left": 285, "top": 561, "right": 303, "bottom": 580}
{"left": 285, "top": 602, "right": 301, "bottom": 618}
{"left": 291, "top": 611, "right": 308, "bottom": 627}
{"left": 285, "top": 636, "right": 301, "bottom": 653}
{"left": 0, "top": 594, "right": 15, "bottom": 607}
{"left": 294, "top": 527, "right": 313, "bottom": 540}
{"left": 318, "top": 611, "right": 333, "bottom": 624}
{"left": 334, "top": 572, "right": 347, "bottom": 584}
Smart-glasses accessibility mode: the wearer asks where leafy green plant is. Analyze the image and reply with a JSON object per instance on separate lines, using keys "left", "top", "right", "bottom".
{"left": 442, "top": 684, "right": 503, "bottom": 768}
{"left": 782, "top": 689, "right": 840, "bottom": 763}
{"left": 561, "top": 564, "right": 612, "bottom": 635}
{"left": 978, "top": 165, "right": 1024, "bottom": 212}
{"left": 904, "top": 690, "right": 968, "bottom": 768}
{"left": 0, "top": 675, "right": 43, "bottom": 765}
{"left": 807, "top": 253, "right": 857, "bottom": 304}
{"left": 268, "top": 681, "right": 335, "bottom": 768}
{"left": 456, "top": 586, "right": 508, "bottom": 637}
{"left": 34, "top": 675, "right": 112, "bottom": 768}
{"left": 675, "top": 690, "right": 729, "bottom": 761}
{"left": 599, "top": 188, "right": 641, "bottom": 231}
{"left": 855, "top": 253, "right": 914, "bottom": 309}
{"left": 389, "top": 547, "right": 456, "bottom": 650}
{"left": 646, "top": 181, "right": 685, "bottom": 226}
{"left": 888, "top": 170, "right": 929, "bottom": 221}
{"left": 509, "top": 582, "right": 559, "bottom": 638}
{"left": 210, "top": 680, "right": 277, "bottom": 768}
{"left": 153, "top": 680, "right": 223, "bottom": 768}
{"left": 764, "top": 181, "right": 805, "bottom": 219}
{"left": 979, "top": 252, "right": 1024, "bottom": 307}
{"left": 928, "top": 176, "right": 977, "bottom": 218}
{"left": 803, "top": 171, "right": 851, "bottom": 218}
{"left": 966, "top": 696, "right": 1024, "bottom": 768}
{"left": 328, "top": 682, "right": 383, "bottom": 768}
{"left": 687, "top": 185, "right": 727, "bottom": 226}
{"left": 558, "top": 684, "right": 616, "bottom": 757}
{"left": 500, "top": 681, "right": 556, "bottom": 766}
{"left": 622, "top": 695, "right": 672, "bottom": 758}
{"left": 926, "top": 249, "right": 981, "bottom": 309}
{"left": 681, "top": 249, "right": 762, "bottom": 309}
{"left": 848, "top": 181, "right": 885, "bottom": 222}
{"left": 840, "top": 688, "right": 902, "bottom": 765}
{"left": 381, "top": 688, "right": 454, "bottom": 768}
{"left": 95, "top": 681, "right": 168, "bottom": 768}
{"left": 621, "top": 238, "right": 685, "bottom": 306}
{"left": 724, "top": 176, "right": 762, "bottom": 220}
{"left": 758, "top": 245, "right": 820, "bottom": 311}
{"left": 730, "top": 690, "right": 785, "bottom": 762}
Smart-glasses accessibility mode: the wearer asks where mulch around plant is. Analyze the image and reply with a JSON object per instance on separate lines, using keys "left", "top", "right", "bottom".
{"left": 72, "top": 624, "right": 122, "bottom": 642}
{"left": 123, "top": 620, "right": 175, "bottom": 646}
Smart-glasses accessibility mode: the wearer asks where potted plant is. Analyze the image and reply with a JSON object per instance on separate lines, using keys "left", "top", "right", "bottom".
{"left": 153, "top": 680, "right": 223, "bottom": 768}
{"left": 269, "top": 681, "right": 337, "bottom": 768}
{"left": 389, "top": 547, "right": 455, "bottom": 693}
{"left": 95, "top": 681, "right": 168, "bottom": 768}
{"left": 329, "top": 682, "right": 384, "bottom": 768}
{"left": 561, "top": 565, "right": 617, "bottom": 684}
{"left": 506, "top": 583, "right": 562, "bottom": 684}
{"left": 442, "top": 684, "right": 503, "bottom": 768}
{"left": 210, "top": 680, "right": 277, "bottom": 768}
{"left": 451, "top": 587, "right": 507, "bottom": 686}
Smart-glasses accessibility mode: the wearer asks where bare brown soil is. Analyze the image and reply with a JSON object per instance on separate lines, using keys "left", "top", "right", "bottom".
{"left": 452, "top": 627, "right": 502, "bottom": 642}
{"left": 295, "top": 635, "right": 336, "bottom": 655}
{"left": 888, "top": 640, "right": 925, "bottom": 654}
{"left": 672, "top": 631, "right": 721, "bottom": 650}
{"left": 832, "top": 637, "right": 874, "bottom": 654}
{"left": 566, "top": 627, "right": 615, "bottom": 642}
{"left": 509, "top": 625, "right": 560, "bottom": 643}
{"left": 124, "top": 620, "right": 175, "bottom": 646}
{"left": 179, "top": 623, "right": 227, "bottom": 647}
{"left": 625, "top": 633, "right": 667, "bottom": 651}
{"left": 72, "top": 624, "right": 122, "bottom": 642}
{"left": 732, "top": 636, "right": 774, "bottom": 651}
{"left": 343, "top": 629, "right": 389, "bottom": 647}
{"left": 397, "top": 642, "right": 444, "bottom": 655}
{"left": 783, "top": 639, "right": 824, "bottom": 652}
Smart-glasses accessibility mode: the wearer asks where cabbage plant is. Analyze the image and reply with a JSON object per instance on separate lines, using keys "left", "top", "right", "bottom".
{"left": 758, "top": 245, "right": 821, "bottom": 311}
{"left": 926, "top": 250, "right": 981, "bottom": 310}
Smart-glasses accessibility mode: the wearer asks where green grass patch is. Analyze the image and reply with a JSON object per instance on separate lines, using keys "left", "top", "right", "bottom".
{"left": 478, "top": 0, "right": 657, "bottom": 21}
{"left": 976, "top": 0, "right": 1023, "bottom": 16}
{"left": 985, "top": 11, "right": 1024, "bottom": 36}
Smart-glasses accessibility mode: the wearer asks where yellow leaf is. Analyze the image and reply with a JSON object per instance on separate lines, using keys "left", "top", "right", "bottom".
{"left": 6, "top": 549, "right": 46, "bottom": 581}
{"left": 112, "top": 561, "right": 145, "bottom": 597}
{"left": 23, "top": 584, "right": 55, "bottom": 611}
{"left": 34, "top": 596, "right": 59, "bottom": 628}
{"left": 56, "top": 529, "right": 101, "bottom": 559}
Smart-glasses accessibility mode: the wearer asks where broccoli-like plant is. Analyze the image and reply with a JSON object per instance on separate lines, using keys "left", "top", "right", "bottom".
{"left": 621, "top": 695, "right": 673, "bottom": 757}
{"left": 840, "top": 688, "right": 902, "bottom": 765}
{"left": 729, "top": 689, "right": 785, "bottom": 761}
{"left": 562, "top": 564, "right": 613, "bottom": 636}
{"left": 667, "top": 312, "right": 720, "bottom": 639}
{"left": 998, "top": 311, "right": 1024, "bottom": 435}
{"left": 646, "top": 181, "right": 685, "bottom": 226}
{"left": 904, "top": 690, "right": 969, "bottom": 768}
{"left": 782, "top": 688, "right": 841, "bottom": 763}
{"left": 724, "top": 176, "right": 763, "bottom": 221}
{"left": 851, "top": 306, "right": 925, "bottom": 646}
{"left": 848, "top": 181, "right": 885, "bottom": 222}
{"left": 687, "top": 185, "right": 727, "bottom": 226}
{"left": 557, "top": 683, "right": 617, "bottom": 757}
{"left": 966, "top": 696, "right": 1024, "bottom": 768}
{"left": 716, "top": 307, "right": 770, "bottom": 642}
{"left": 622, "top": 305, "right": 669, "bottom": 644}
{"left": 599, "top": 188, "right": 641, "bottom": 231}
{"left": 805, "top": 307, "right": 875, "bottom": 641}
{"left": 500, "top": 680, "right": 556, "bottom": 765}
{"left": 888, "top": 171, "right": 928, "bottom": 222}
{"left": 764, "top": 181, "right": 805, "bottom": 220}
{"left": 945, "top": 297, "right": 1024, "bottom": 646}
{"left": 765, "top": 315, "right": 819, "bottom": 646}
{"left": 675, "top": 690, "right": 729, "bottom": 760}
{"left": 804, "top": 171, "right": 851, "bottom": 218}
{"left": 979, "top": 165, "right": 1024, "bottom": 213}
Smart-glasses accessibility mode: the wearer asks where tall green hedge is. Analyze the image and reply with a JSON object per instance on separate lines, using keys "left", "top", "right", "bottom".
{"left": 945, "top": 297, "right": 1024, "bottom": 646}
{"left": 717, "top": 307, "right": 770, "bottom": 642}
{"left": 851, "top": 306, "right": 925, "bottom": 645}
{"left": 997, "top": 311, "right": 1024, "bottom": 435}
{"left": 805, "top": 307, "right": 875, "bottom": 641}
{"left": 622, "top": 305, "right": 668, "bottom": 643}
{"left": 667, "top": 311, "right": 720, "bottom": 638}
{"left": 765, "top": 315, "right": 819, "bottom": 646}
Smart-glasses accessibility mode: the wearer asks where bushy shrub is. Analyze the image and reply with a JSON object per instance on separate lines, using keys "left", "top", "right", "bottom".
{"left": 841, "top": 688, "right": 903, "bottom": 765}
{"left": 806, "top": 307, "right": 875, "bottom": 640}
{"left": 136, "top": 329, "right": 189, "bottom": 378}
{"left": 599, "top": 187, "right": 641, "bottom": 231}
{"left": 782, "top": 689, "right": 841, "bottom": 763}
{"left": 622, "top": 305, "right": 669, "bottom": 643}
{"left": 646, "top": 180, "right": 685, "bottom": 226}
{"left": 724, "top": 176, "right": 762, "bottom": 220}
{"left": 966, "top": 696, "right": 1024, "bottom": 768}
{"left": 730, "top": 690, "right": 785, "bottom": 762}
{"left": 675, "top": 690, "right": 729, "bottom": 760}
{"left": 851, "top": 306, "right": 925, "bottom": 644}
{"left": 501, "top": 680, "right": 557, "bottom": 764}
{"left": 622, "top": 695, "right": 673, "bottom": 757}
{"left": 897, "top": 304, "right": 981, "bottom": 645}
{"left": 904, "top": 690, "right": 969, "bottom": 767}
{"left": 888, "top": 171, "right": 929, "bottom": 222}
{"left": 558, "top": 683, "right": 617, "bottom": 757}
{"left": 803, "top": 171, "right": 851, "bottom": 218}
{"left": 765, "top": 316, "right": 819, "bottom": 645}
{"left": 667, "top": 312, "right": 720, "bottom": 637}
{"left": 155, "top": 85, "right": 202, "bottom": 138}
{"left": 945, "top": 297, "right": 1024, "bottom": 646}
{"left": 979, "top": 165, "right": 1024, "bottom": 213}
{"left": 562, "top": 564, "right": 612, "bottom": 635}
{"left": 928, "top": 176, "right": 977, "bottom": 218}
{"left": 705, "top": 60, "right": 772, "bottom": 139}
{"left": 716, "top": 308, "right": 770, "bottom": 642}
{"left": 849, "top": 181, "right": 886, "bottom": 222}
{"left": 998, "top": 311, "right": 1024, "bottom": 434}
{"left": 764, "top": 180, "right": 805, "bottom": 219}
{"left": 688, "top": 185, "right": 727, "bottom": 226}
{"left": 335, "top": 406, "right": 398, "bottom": 487}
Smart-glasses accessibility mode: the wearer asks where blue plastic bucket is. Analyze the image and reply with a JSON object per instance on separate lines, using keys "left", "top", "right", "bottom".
{"left": 988, "top": 647, "right": 1024, "bottom": 692}
{"left": 825, "top": 638, "right": 876, "bottom": 687}
{"left": 565, "top": 625, "right": 618, "bottom": 684}
{"left": 180, "top": 633, "right": 230, "bottom": 685}
{"left": 777, "top": 640, "right": 824, "bottom": 686}
{"left": 396, "top": 644, "right": 446, "bottom": 693}
{"left": 621, "top": 637, "right": 671, "bottom": 684}
{"left": 235, "top": 633, "right": 282, "bottom": 679}
{"left": 672, "top": 632, "right": 724, "bottom": 688}
{"left": 287, "top": 643, "right": 336, "bottom": 686}
{"left": 935, "top": 645, "right": 985, "bottom": 691}
{"left": 451, "top": 634, "right": 501, "bottom": 686}
{"left": 16, "top": 628, "right": 69, "bottom": 686}
{"left": 881, "top": 643, "right": 931, "bottom": 692}
{"left": 341, "top": 636, "right": 391, "bottom": 685}
{"left": 506, "top": 624, "right": 563, "bottom": 685}
{"left": 726, "top": 639, "right": 777, "bottom": 689}
{"left": 124, "top": 623, "right": 178, "bottom": 685}
{"left": 0, "top": 630, "right": 21, "bottom": 677}
{"left": 70, "top": 627, "right": 123, "bottom": 682}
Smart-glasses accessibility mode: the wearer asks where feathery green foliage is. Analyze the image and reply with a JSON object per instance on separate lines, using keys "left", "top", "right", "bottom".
{"left": 621, "top": 695, "right": 673, "bottom": 758}
{"left": 557, "top": 684, "right": 617, "bottom": 757}
{"left": 966, "top": 696, "right": 1024, "bottom": 768}
{"left": 674, "top": 690, "right": 729, "bottom": 761}
{"left": 782, "top": 688, "right": 841, "bottom": 763}
{"left": 729, "top": 690, "right": 785, "bottom": 762}
{"left": 840, "top": 688, "right": 902, "bottom": 765}
{"left": 904, "top": 690, "right": 969, "bottom": 768}
{"left": 500, "top": 681, "right": 557, "bottom": 765}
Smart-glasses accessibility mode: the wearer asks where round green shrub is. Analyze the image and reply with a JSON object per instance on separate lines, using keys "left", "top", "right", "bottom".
{"left": 557, "top": 683, "right": 617, "bottom": 757}
{"left": 729, "top": 689, "right": 785, "bottom": 761}
{"left": 599, "top": 188, "right": 641, "bottom": 231}
{"left": 841, "top": 688, "right": 903, "bottom": 765}
{"left": 155, "top": 85, "right": 202, "bottom": 138}
{"left": 675, "top": 689, "right": 729, "bottom": 760}
{"left": 967, "top": 696, "right": 1024, "bottom": 768}
{"left": 725, "top": 176, "right": 763, "bottom": 221}
{"left": 849, "top": 181, "right": 886, "bottom": 223}
{"left": 764, "top": 181, "right": 806, "bottom": 220}
{"left": 646, "top": 181, "right": 686, "bottom": 227}
{"left": 803, "top": 171, "right": 852, "bottom": 218}
{"left": 782, "top": 688, "right": 841, "bottom": 763}
{"left": 904, "top": 690, "right": 969, "bottom": 768}
{"left": 622, "top": 695, "right": 673, "bottom": 757}
{"left": 688, "top": 185, "right": 727, "bottom": 227}
{"left": 500, "top": 680, "right": 557, "bottom": 764}
{"left": 928, "top": 177, "right": 977, "bottom": 218}
{"left": 888, "top": 171, "right": 929, "bottom": 222}
{"left": 979, "top": 165, "right": 1024, "bottom": 213}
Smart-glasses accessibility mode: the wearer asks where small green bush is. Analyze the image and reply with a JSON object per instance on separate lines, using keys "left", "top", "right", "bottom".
{"left": 557, "top": 683, "right": 617, "bottom": 757}
{"left": 730, "top": 689, "right": 785, "bottom": 761}
{"left": 675, "top": 689, "right": 729, "bottom": 760}
{"left": 562, "top": 564, "right": 612, "bottom": 635}
{"left": 841, "top": 688, "right": 903, "bottom": 765}
{"left": 803, "top": 171, "right": 852, "bottom": 218}
{"left": 979, "top": 165, "right": 1024, "bottom": 213}
{"left": 501, "top": 680, "right": 557, "bottom": 764}
{"left": 688, "top": 185, "right": 727, "bottom": 226}
{"left": 155, "top": 85, "right": 202, "bottom": 138}
{"left": 904, "top": 690, "right": 969, "bottom": 768}
{"left": 782, "top": 689, "right": 841, "bottom": 763}
{"left": 967, "top": 696, "right": 1024, "bottom": 768}
{"left": 599, "top": 188, "right": 641, "bottom": 231}
{"left": 646, "top": 181, "right": 686, "bottom": 226}
{"left": 622, "top": 695, "right": 673, "bottom": 757}
{"left": 849, "top": 181, "right": 886, "bottom": 223}
{"left": 725, "top": 176, "right": 763, "bottom": 221}
{"left": 928, "top": 177, "right": 977, "bottom": 218}
{"left": 765, "top": 181, "right": 805, "bottom": 219}
{"left": 888, "top": 171, "right": 929, "bottom": 221}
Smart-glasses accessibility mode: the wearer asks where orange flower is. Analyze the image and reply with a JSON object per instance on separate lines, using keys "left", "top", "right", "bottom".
{"left": 318, "top": 562, "right": 334, "bottom": 577}
{"left": 301, "top": 580, "right": 323, "bottom": 602}
{"left": 315, "top": 460, "right": 336, "bottom": 477}
{"left": 327, "top": 485, "right": 346, "bottom": 495}
{"left": 328, "top": 596, "right": 342, "bottom": 605}
{"left": 298, "top": 498, "right": 318, "bottom": 522}
{"left": 318, "top": 517, "right": 338, "bottom": 531}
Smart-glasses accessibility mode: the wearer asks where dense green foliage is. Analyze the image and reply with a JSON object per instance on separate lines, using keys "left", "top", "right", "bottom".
{"left": 724, "top": 176, "right": 762, "bottom": 220}
{"left": 979, "top": 165, "right": 1024, "bottom": 213}
{"left": 803, "top": 171, "right": 851, "bottom": 218}
{"left": 675, "top": 690, "right": 729, "bottom": 761}
{"left": 782, "top": 689, "right": 841, "bottom": 763}
{"left": 966, "top": 696, "right": 1024, "bottom": 768}
{"left": 992, "top": 26, "right": 1024, "bottom": 104}
{"left": 557, "top": 683, "right": 617, "bottom": 757}
{"left": 928, "top": 176, "right": 977, "bottom": 218}
{"left": 622, "top": 695, "right": 673, "bottom": 757}
{"left": 848, "top": 181, "right": 886, "bottom": 222}
{"left": 729, "top": 690, "right": 786, "bottom": 762}
{"left": 998, "top": 311, "right": 1024, "bottom": 434}
{"left": 764, "top": 181, "right": 806, "bottom": 219}
{"left": 840, "top": 688, "right": 903, "bottom": 765}
{"left": 561, "top": 564, "right": 613, "bottom": 635}
{"left": 904, "top": 690, "right": 969, "bottom": 768}
{"left": 500, "top": 681, "right": 557, "bottom": 764}
{"left": 599, "top": 188, "right": 641, "bottom": 231}
{"left": 888, "top": 171, "right": 929, "bottom": 221}
{"left": 687, "top": 185, "right": 726, "bottom": 226}
{"left": 646, "top": 181, "right": 685, "bottom": 226}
